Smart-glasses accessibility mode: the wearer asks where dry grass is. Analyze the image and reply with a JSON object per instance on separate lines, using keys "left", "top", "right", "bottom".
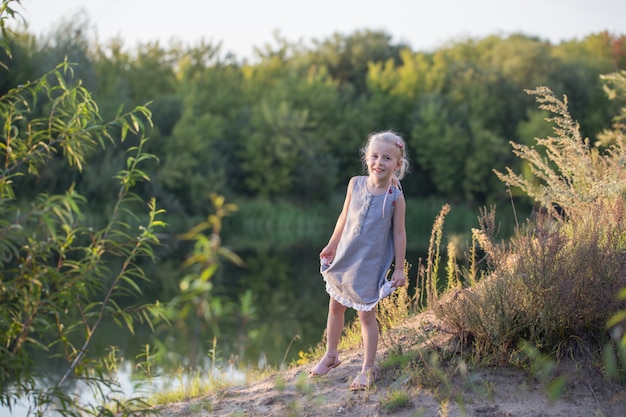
{"left": 430, "top": 82, "right": 626, "bottom": 367}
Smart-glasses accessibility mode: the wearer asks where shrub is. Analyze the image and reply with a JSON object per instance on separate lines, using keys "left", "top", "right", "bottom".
{"left": 433, "top": 78, "right": 626, "bottom": 361}
{"left": 0, "top": 4, "right": 167, "bottom": 414}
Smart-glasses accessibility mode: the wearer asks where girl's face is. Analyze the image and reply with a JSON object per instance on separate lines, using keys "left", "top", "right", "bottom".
{"left": 366, "top": 140, "right": 401, "bottom": 182}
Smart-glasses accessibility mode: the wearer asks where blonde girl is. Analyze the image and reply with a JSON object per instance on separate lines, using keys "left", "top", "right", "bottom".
{"left": 309, "top": 130, "right": 410, "bottom": 390}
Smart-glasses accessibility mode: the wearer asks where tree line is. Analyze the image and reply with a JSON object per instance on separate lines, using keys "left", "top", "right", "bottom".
{"left": 3, "top": 11, "right": 625, "bottom": 226}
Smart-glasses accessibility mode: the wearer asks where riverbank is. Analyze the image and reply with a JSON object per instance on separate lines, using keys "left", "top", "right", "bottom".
{"left": 152, "top": 311, "right": 625, "bottom": 417}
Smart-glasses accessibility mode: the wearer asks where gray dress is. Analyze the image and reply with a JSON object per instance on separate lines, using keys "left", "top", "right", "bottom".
{"left": 321, "top": 176, "right": 401, "bottom": 311}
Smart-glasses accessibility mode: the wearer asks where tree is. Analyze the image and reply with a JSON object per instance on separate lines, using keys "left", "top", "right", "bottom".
{"left": 240, "top": 99, "right": 311, "bottom": 197}
{"left": 0, "top": 3, "right": 167, "bottom": 414}
{"left": 410, "top": 95, "right": 468, "bottom": 198}
{"left": 306, "top": 29, "right": 408, "bottom": 94}
{"left": 156, "top": 54, "right": 245, "bottom": 215}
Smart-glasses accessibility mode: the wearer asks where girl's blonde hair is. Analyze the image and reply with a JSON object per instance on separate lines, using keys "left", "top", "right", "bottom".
{"left": 360, "top": 130, "right": 410, "bottom": 180}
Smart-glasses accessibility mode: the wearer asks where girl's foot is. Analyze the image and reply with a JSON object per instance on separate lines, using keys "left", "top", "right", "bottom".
{"left": 349, "top": 366, "right": 380, "bottom": 391}
{"left": 308, "top": 354, "right": 341, "bottom": 377}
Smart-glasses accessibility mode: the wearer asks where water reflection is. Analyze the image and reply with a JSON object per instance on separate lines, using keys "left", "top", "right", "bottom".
{"left": 8, "top": 362, "right": 247, "bottom": 417}
{"left": 5, "top": 244, "right": 332, "bottom": 416}
{"left": 154, "top": 243, "right": 334, "bottom": 370}
{"left": 3, "top": 241, "right": 338, "bottom": 416}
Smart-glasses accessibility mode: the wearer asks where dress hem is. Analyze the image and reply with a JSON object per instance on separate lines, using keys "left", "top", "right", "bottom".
{"left": 324, "top": 281, "right": 378, "bottom": 312}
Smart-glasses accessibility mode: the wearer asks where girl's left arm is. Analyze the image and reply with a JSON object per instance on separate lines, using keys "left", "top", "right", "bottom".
{"left": 390, "top": 194, "right": 407, "bottom": 288}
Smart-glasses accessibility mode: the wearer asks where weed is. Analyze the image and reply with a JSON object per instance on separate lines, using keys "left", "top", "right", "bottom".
{"left": 381, "top": 347, "right": 418, "bottom": 370}
{"left": 186, "top": 399, "right": 213, "bottom": 413}
{"left": 431, "top": 82, "right": 626, "bottom": 368}
{"left": 380, "top": 389, "right": 412, "bottom": 413}
{"left": 294, "top": 371, "right": 314, "bottom": 397}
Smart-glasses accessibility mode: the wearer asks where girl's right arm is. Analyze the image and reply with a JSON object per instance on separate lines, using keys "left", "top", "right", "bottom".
{"left": 320, "top": 176, "right": 356, "bottom": 262}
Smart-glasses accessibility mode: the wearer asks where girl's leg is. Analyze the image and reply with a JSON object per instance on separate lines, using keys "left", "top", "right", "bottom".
{"left": 325, "top": 298, "right": 347, "bottom": 355}
{"left": 309, "top": 298, "right": 346, "bottom": 377}
{"left": 349, "top": 309, "right": 379, "bottom": 390}
{"left": 357, "top": 309, "right": 378, "bottom": 370}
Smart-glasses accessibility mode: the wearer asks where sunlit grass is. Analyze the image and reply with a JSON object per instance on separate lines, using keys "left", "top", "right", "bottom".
{"left": 146, "top": 366, "right": 273, "bottom": 406}
{"left": 147, "top": 375, "right": 225, "bottom": 406}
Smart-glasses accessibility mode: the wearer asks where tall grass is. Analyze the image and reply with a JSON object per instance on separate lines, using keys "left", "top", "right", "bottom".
{"left": 429, "top": 82, "right": 626, "bottom": 363}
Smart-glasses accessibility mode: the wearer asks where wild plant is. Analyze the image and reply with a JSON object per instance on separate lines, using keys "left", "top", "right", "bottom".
{"left": 415, "top": 204, "right": 451, "bottom": 312}
{"left": 598, "top": 69, "right": 626, "bottom": 384}
{"left": 432, "top": 78, "right": 626, "bottom": 364}
{"left": 379, "top": 389, "right": 411, "bottom": 413}
{"left": 0, "top": 61, "right": 167, "bottom": 416}
{"left": 164, "top": 193, "right": 244, "bottom": 367}
{"left": 605, "top": 289, "right": 626, "bottom": 384}
{"left": 495, "top": 85, "right": 626, "bottom": 220}
{"left": 0, "top": 3, "right": 171, "bottom": 415}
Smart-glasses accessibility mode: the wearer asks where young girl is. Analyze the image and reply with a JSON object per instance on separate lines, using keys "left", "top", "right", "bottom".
{"left": 309, "top": 130, "right": 409, "bottom": 391}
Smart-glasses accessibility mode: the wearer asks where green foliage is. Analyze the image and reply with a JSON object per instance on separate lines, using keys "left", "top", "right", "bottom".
{"left": 305, "top": 29, "right": 407, "bottom": 94}
{"left": 474, "top": 34, "right": 557, "bottom": 91}
{"left": 241, "top": 100, "right": 311, "bottom": 197}
{"left": 379, "top": 389, "right": 411, "bottom": 413}
{"left": 597, "top": 70, "right": 626, "bottom": 147}
{"left": 411, "top": 97, "right": 469, "bottom": 196}
{"left": 0, "top": 11, "right": 168, "bottom": 415}
{"left": 7, "top": 11, "right": 623, "bottom": 213}
{"left": 599, "top": 70, "right": 626, "bottom": 385}
{"left": 156, "top": 54, "right": 244, "bottom": 212}
{"left": 225, "top": 196, "right": 334, "bottom": 250}
{"left": 518, "top": 341, "right": 568, "bottom": 402}
{"left": 604, "top": 300, "right": 626, "bottom": 383}
{"left": 239, "top": 64, "right": 342, "bottom": 200}
{"left": 462, "top": 121, "right": 510, "bottom": 202}
{"left": 163, "top": 194, "right": 243, "bottom": 362}
{"left": 0, "top": 0, "right": 20, "bottom": 41}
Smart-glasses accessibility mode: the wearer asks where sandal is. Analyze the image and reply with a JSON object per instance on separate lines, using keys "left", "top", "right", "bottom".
{"left": 349, "top": 367, "right": 380, "bottom": 391}
{"left": 308, "top": 354, "right": 342, "bottom": 377}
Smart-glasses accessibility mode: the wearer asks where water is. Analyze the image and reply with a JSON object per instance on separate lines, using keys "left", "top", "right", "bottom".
{"left": 2, "top": 242, "right": 335, "bottom": 417}
{"left": 2, "top": 199, "right": 442, "bottom": 416}
{"left": 7, "top": 362, "right": 247, "bottom": 417}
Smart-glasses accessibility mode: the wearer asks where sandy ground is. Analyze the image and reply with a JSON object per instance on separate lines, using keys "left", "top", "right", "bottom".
{"left": 155, "top": 312, "right": 626, "bottom": 417}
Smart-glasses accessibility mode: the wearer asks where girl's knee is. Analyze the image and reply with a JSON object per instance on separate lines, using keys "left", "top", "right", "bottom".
{"left": 329, "top": 299, "right": 347, "bottom": 314}
{"left": 358, "top": 310, "right": 377, "bottom": 326}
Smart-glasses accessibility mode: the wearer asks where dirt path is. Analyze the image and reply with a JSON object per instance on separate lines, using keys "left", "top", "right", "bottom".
{"left": 155, "top": 312, "right": 625, "bottom": 417}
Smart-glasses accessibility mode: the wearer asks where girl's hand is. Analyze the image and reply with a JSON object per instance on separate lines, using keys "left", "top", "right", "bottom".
{"left": 320, "top": 245, "right": 336, "bottom": 263}
{"left": 390, "top": 269, "right": 406, "bottom": 288}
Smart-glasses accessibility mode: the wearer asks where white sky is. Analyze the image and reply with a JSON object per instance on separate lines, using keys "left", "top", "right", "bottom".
{"left": 11, "top": 0, "right": 626, "bottom": 60}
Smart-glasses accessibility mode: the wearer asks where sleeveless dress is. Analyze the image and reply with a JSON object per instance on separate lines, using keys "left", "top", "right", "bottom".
{"left": 321, "top": 176, "right": 402, "bottom": 311}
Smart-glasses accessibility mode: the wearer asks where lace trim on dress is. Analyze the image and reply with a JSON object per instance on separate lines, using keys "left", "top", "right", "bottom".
{"left": 324, "top": 281, "right": 378, "bottom": 312}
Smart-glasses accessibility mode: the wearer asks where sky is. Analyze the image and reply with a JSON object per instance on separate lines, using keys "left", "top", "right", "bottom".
{"left": 12, "top": 0, "right": 626, "bottom": 60}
